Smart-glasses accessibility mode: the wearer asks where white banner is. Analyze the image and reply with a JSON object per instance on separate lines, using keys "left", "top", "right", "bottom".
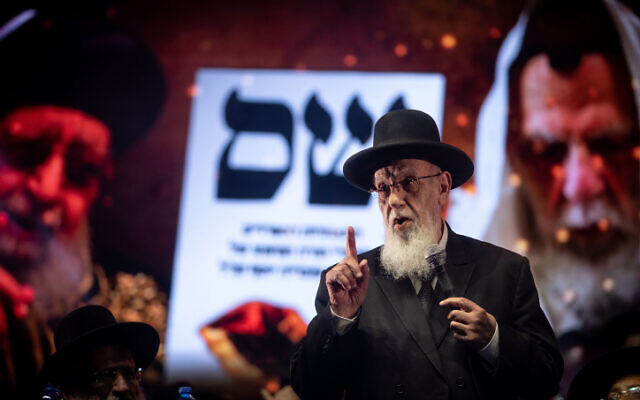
{"left": 167, "top": 69, "right": 446, "bottom": 383}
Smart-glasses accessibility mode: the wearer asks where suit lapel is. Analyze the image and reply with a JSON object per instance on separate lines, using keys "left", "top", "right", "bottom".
{"left": 369, "top": 226, "right": 476, "bottom": 379}
{"left": 373, "top": 271, "right": 446, "bottom": 380}
{"left": 444, "top": 224, "right": 475, "bottom": 299}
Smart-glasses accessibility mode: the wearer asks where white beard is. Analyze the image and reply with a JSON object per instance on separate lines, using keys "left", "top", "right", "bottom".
{"left": 530, "top": 238, "right": 640, "bottom": 335}
{"left": 16, "top": 220, "right": 94, "bottom": 322}
{"left": 380, "top": 221, "right": 439, "bottom": 281}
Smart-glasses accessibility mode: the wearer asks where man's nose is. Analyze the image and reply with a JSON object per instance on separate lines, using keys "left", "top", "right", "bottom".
{"left": 387, "top": 185, "right": 407, "bottom": 208}
{"left": 562, "top": 142, "right": 605, "bottom": 202}
{"left": 26, "top": 155, "right": 65, "bottom": 202}
{"left": 111, "top": 371, "right": 131, "bottom": 392}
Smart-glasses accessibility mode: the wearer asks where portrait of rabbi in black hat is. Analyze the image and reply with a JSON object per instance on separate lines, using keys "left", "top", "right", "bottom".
{"left": 40, "top": 305, "right": 159, "bottom": 400}
{"left": 0, "top": 10, "right": 166, "bottom": 397}
{"left": 291, "top": 109, "right": 563, "bottom": 400}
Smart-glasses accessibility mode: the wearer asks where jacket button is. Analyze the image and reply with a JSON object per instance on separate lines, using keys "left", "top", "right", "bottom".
{"left": 456, "top": 377, "right": 465, "bottom": 388}
{"left": 395, "top": 384, "right": 404, "bottom": 396}
{"left": 321, "top": 336, "right": 332, "bottom": 352}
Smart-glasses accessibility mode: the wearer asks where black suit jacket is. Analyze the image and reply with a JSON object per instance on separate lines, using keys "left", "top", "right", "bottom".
{"left": 291, "top": 228, "right": 563, "bottom": 400}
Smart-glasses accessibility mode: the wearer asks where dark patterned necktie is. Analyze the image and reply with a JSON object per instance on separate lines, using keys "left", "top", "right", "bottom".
{"left": 417, "top": 269, "right": 450, "bottom": 345}
{"left": 417, "top": 269, "right": 436, "bottom": 315}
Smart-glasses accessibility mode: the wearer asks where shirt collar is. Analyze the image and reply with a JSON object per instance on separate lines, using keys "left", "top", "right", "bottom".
{"left": 439, "top": 219, "right": 449, "bottom": 249}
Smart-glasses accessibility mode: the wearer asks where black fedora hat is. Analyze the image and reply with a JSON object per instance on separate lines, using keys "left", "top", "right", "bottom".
{"left": 40, "top": 305, "right": 159, "bottom": 383}
{"left": 342, "top": 109, "right": 474, "bottom": 191}
{"left": 567, "top": 347, "right": 640, "bottom": 400}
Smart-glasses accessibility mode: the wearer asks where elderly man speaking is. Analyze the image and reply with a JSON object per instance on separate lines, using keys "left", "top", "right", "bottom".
{"left": 291, "top": 109, "right": 563, "bottom": 400}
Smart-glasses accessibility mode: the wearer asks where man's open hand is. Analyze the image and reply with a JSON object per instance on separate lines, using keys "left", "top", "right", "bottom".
{"left": 439, "top": 297, "right": 497, "bottom": 351}
{"left": 325, "top": 226, "right": 369, "bottom": 319}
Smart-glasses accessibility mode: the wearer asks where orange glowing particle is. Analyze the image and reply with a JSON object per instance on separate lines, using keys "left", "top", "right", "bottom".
{"left": 632, "top": 145, "right": 640, "bottom": 160}
{"left": 344, "top": 54, "right": 358, "bottom": 68}
{"left": 508, "top": 173, "right": 522, "bottom": 188}
{"left": 455, "top": 113, "right": 469, "bottom": 128}
{"left": 265, "top": 379, "right": 280, "bottom": 394}
{"left": 394, "top": 43, "right": 408, "bottom": 58}
{"left": 592, "top": 154, "right": 604, "bottom": 169}
{"left": 440, "top": 34, "right": 457, "bottom": 50}
{"left": 489, "top": 27, "right": 501, "bottom": 39}
{"left": 601, "top": 277, "right": 615, "bottom": 292}
{"left": 514, "top": 238, "right": 530, "bottom": 254}
{"left": 597, "top": 219, "right": 609, "bottom": 232}
{"left": 463, "top": 182, "right": 476, "bottom": 194}
{"left": 187, "top": 84, "right": 201, "bottom": 98}
{"left": 551, "top": 165, "right": 564, "bottom": 179}
{"left": 555, "top": 228, "right": 570, "bottom": 243}
{"left": 456, "top": 113, "right": 469, "bottom": 128}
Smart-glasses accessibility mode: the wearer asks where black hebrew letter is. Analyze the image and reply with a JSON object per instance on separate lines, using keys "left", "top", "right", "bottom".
{"left": 217, "top": 90, "right": 293, "bottom": 199}
{"left": 306, "top": 94, "right": 371, "bottom": 205}
{"left": 387, "top": 95, "right": 407, "bottom": 112}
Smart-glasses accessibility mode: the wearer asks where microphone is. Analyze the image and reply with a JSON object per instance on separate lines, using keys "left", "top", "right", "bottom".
{"left": 424, "top": 244, "right": 454, "bottom": 299}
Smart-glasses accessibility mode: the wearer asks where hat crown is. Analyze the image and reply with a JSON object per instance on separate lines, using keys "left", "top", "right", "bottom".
{"left": 342, "top": 109, "right": 474, "bottom": 191}
{"left": 373, "top": 109, "right": 441, "bottom": 146}
{"left": 54, "top": 305, "right": 117, "bottom": 351}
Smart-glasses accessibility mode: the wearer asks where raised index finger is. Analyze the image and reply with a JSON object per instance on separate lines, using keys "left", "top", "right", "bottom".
{"left": 345, "top": 226, "right": 357, "bottom": 259}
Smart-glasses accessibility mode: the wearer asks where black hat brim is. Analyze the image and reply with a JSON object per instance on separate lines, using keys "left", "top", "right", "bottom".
{"left": 40, "top": 321, "right": 159, "bottom": 383}
{"left": 343, "top": 141, "right": 474, "bottom": 191}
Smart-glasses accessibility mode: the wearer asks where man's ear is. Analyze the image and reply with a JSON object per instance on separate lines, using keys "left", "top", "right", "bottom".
{"left": 438, "top": 171, "right": 452, "bottom": 206}
{"left": 440, "top": 171, "right": 452, "bottom": 194}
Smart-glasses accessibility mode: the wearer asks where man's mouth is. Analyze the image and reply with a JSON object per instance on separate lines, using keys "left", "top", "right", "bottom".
{"left": 0, "top": 203, "right": 56, "bottom": 242}
{"left": 393, "top": 216, "right": 412, "bottom": 230}
{"left": 1, "top": 211, "right": 44, "bottom": 241}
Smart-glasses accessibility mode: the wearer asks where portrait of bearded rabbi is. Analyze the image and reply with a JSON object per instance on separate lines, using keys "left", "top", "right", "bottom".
{"left": 0, "top": 11, "right": 167, "bottom": 397}
{"left": 291, "top": 110, "right": 563, "bottom": 400}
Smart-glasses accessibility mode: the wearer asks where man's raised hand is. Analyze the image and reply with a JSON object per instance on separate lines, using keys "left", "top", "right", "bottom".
{"left": 325, "top": 226, "right": 369, "bottom": 319}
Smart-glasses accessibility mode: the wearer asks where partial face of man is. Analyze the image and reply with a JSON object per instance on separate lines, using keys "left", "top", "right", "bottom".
{"left": 510, "top": 53, "right": 639, "bottom": 260}
{"left": 0, "top": 106, "right": 111, "bottom": 269}
{"left": 65, "top": 345, "right": 144, "bottom": 400}
{"left": 606, "top": 373, "right": 640, "bottom": 400}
